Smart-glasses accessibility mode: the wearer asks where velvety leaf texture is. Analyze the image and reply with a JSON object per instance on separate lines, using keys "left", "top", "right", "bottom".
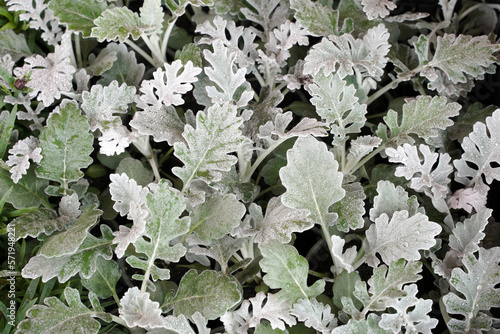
{"left": 91, "top": 7, "right": 147, "bottom": 42}
{"left": 21, "top": 224, "right": 114, "bottom": 283}
{"left": 364, "top": 210, "right": 441, "bottom": 267}
{"left": 290, "top": 0, "right": 340, "bottom": 36}
{"left": 164, "top": 269, "right": 242, "bottom": 320}
{"left": 443, "top": 247, "right": 500, "bottom": 333}
{"left": 16, "top": 287, "right": 102, "bottom": 334}
{"left": 172, "top": 102, "right": 244, "bottom": 188}
{"left": 49, "top": 0, "right": 107, "bottom": 37}
{"left": 280, "top": 136, "right": 345, "bottom": 227}
{"left": 10, "top": 208, "right": 68, "bottom": 241}
{"left": 376, "top": 95, "right": 461, "bottom": 145}
{"left": 36, "top": 102, "right": 94, "bottom": 194}
{"left": 259, "top": 241, "right": 325, "bottom": 304}
{"left": 126, "top": 180, "right": 189, "bottom": 282}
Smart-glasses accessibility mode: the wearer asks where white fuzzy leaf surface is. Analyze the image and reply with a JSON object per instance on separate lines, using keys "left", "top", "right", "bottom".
{"left": 221, "top": 292, "right": 296, "bottom": 333}
{"left": 119, "top": 287, "right": 164, "bottom": 330}
{"left": 364, "top": 210, "right": 441, "bottom": 267}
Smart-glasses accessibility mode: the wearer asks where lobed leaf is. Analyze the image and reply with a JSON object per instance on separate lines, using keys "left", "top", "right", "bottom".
{"left": 81, "top": 256, "right": 121, "bottom": 299}
{"left": 376, "top": 95, "right": 461, "bottom": 145}
{"left": 91, "top": 7, "right": 148, "bottom": 42}
{"left": 81, "top": 80, "right": 136, "bottom": 132}
{"left": 119, "top": 286, "right": 164, "bottom": 330}
{"left": 443, "top": 247, "right": 500, "bottom": 333}
{"left": 259, "top": 241, "right": 325, "bottom": 304}
{"left": 16, "top": 287, "right": 105, "bottom": 334}
{"left": 21, "top": 224, "right": 114, "bottom": 283}
{"left": 364, "top": 210, "right": 441, "bottom": 267}
{"left": 126, "top": 180, "right": 189, "bottom": 282}
{"left": 172, "top": 102, "right": 244, "bottom": 188}
{"left": 10, "top": 208, "right": 69, "bottom": 241}
{"left": 290, "top": 0, "right": 340, "bottom": 36}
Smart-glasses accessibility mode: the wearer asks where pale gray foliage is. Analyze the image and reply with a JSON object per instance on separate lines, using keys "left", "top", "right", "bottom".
{"left": 290, "top": 298, "right": 337, "bottom": 333}
{"left": 6, "top": 136, "right": 42, "bottom": 183}
{"left": 119, "top": 287, "right": 164, "bottom": 330}
{"left": 221, "top": 292, "right": 296, "bottom": 333}
{"left": 364, "top": 210, "right": 441, "bottom": 267}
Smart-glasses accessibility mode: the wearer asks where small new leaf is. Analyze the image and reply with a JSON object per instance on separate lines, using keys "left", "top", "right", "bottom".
{"left": 81, "top": 80, "right": 136, "bottom": 132}
{"left": 119, "top": 287, "right": 164, "bottom": 330}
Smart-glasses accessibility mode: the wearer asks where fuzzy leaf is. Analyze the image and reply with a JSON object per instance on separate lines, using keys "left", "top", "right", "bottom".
{"left": 290, "top": 0, "right": 339, "bottom": 36}
{"left": 109, "top": 173, "right": 149, "bottom": 217}
{"left": 97, "top": 43, "right": 145, "bottom": 87}
{"left": 0, "top": 167, "right": 49, "bottom": 209}
{"left": 290, "top": 298, "right": 337, "bottom": 333}
{"left": 449, "top": 209, "right": 491, "bottom": 256}
{"left": 137, "top": 60, "right": 201, "bottom": 109}
{"left": 444, "top": 247, "right": 500, "bottom": 333}
{"left": 172, "top": 102, "right": 244, "bottom": 187}
{"left": 81, "top": 81, "right": 136, "bottom": 132}
{"left": 259, "top": 242, "right": 325, "bottom": 303}
{"left": 164, "top": 269, "right": 242, "bottom": 320}
{"left": 0, "top": 29, "right": 32, "bottom": 61}
{"left": 221, "top": 292, "right": 296, "bottom": 333}
{"left": 49, "top": 0, "right": 107, "bottom": 37}
{"left": 126, "top": 180, "right": 189, "bottom": 282}
{"left": 36, "top": 102, "right": 94, "bottom": 194}
{"left": 10, "top": 208, "right": 69, "bottom": 241}
{"left": 332, "top": 314, "right": 388, "bottom": 333}
{"left": 343, "top": 259, "right": 422, "bottom": 317}
{"left": 369, "top": 180, "right": 421, "bottom": 222}
{"left": 81, "top": 257, "right": 121, "bottom": 299}
{"left": 140, "top": 0, "right": 164, "bottom": 35}
{"left": 202, "top": 39, "right": 253, "bottom": 108}
{"left": 188, "top": 236, "right": 245, "bottom": 274}
{"left": 307, "top": 72, "right": 367, "bottom": 146}
{"left": 187, "top": 192, "right": 245, "bottom": 244}
{"left": 331, "top": 180, "right": 366, "bottom": 232}
{"left": 254, "top": 196, "right": 313, "bottom": 245}
{"left": 453, "top": 109, "right": 500, "bottom": 186}
{"left": 21, "top": 224, "right": 113, "bottom": 283}
{"left": 119, "top": 287, "right": 164, "bottom": 330}
{"left": 376, "top": 95, "right": 461, "bottom": 145}
{"left": 6, "top": 136, "right": 42, "bottom": 183}
{"left": 91, "top": 7, "right": 148, "bottom": 42}
{"left": 331, "top": 235, "right": 358, "bottom": 274}
{"left": 16, "top": 287, "right": 104, "bottom": 334}
{"left": 115, "top": 158, "right": 154, "bottom": 187}
{"left": 303, "top": 24, "right": 390, "bottom": 81}
{"left": 130, "top": 104, "right": 185, "bottom": 146}
{"left": 361, "top": 0, "right": 397, "bottom": 19}
{"left": 280, "top": 136, "right": 345, "bottom": 226}
{"left": 16, "top": 36, "right": 76, "bottom": 106}
{"left": 378, "top": 284, "right": 438, "bottom": 333}
{"left": 386, "top": 143, "right": 453, "bottom": 204}
{"left": 424, "top": 34, "right": 500, "bottom": 84}
{"left": 37, "top": 204, "right": 102, "bottom": 258}
{"left": 364, "top": 210, "right": 441, "bottom": 267}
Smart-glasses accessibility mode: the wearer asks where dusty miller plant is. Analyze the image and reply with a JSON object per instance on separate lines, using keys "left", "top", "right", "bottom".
{"left": 0, "top": 0, "right": 500, "bottom": 333}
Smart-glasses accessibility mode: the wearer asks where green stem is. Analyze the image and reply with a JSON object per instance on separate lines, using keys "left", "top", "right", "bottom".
{"left": 160, "top": 17, "right": 178, "bottom": 59}
{"left": 124, "top": 39, "right": 157, "bottom": 67}
{"left": 242, "top": 137, "right": 290, "bottom": 183}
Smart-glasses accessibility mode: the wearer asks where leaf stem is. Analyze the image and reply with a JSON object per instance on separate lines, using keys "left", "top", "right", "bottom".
{"left": 160, "top": 17, "right": 178, "bottom": 59}
{"left": 124, "top": 39, "right": 157, "bottom": 67}
{"left": 242, "top": 137, "right": 290, "bottom": 183}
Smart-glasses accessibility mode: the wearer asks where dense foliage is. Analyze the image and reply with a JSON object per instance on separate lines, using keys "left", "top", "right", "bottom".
{"left": 1, "top": 0, "right": 499, "bottom": 333}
